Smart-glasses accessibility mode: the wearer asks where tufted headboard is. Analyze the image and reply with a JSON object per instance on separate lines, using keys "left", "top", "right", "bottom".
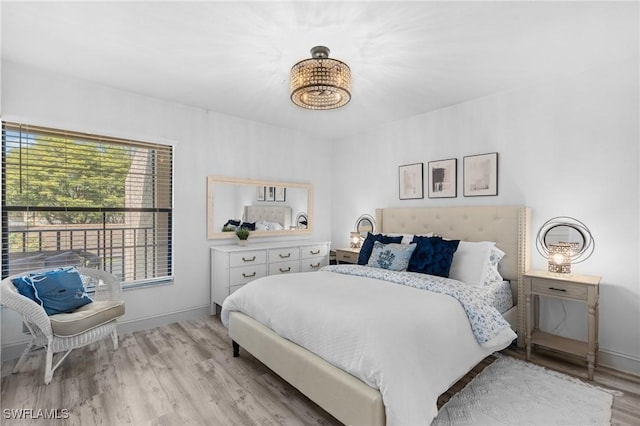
{"left": 376, "top": 205, "right": 530, "bottom": 345}
{"left": 244, "top": 205, "right": 292, "bottom": 229}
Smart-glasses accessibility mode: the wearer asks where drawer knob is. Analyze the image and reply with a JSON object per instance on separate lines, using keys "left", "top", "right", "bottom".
{"left": 548, "top": 287, "right": 567, "bottom": 292}
{"left": 279, "top": 267, "right": 291, "bottom": 273}
{"left": 242, "top": 256, "right": 256, "bottom": 262}
{"left": 279, "top": 253, "right": 291, "bottom": 258}
{"left": 310, "top": 249, "right": 320, "bottom": 255}
{"left": 242, "top": 272, "right": 256, "bottom": 278}
{"left": 310, "top": 262, "right": 320, "bottom": 268}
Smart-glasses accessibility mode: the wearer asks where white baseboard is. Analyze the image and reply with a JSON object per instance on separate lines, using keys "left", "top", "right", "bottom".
{"left": 598, "top": 347, "right": 640, "bottom": 377}
{"left": 1, "top": 304, "right": 211, "bottom": 362}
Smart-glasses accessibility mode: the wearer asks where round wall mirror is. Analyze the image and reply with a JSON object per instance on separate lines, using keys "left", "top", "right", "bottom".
{"left": 355, "top": 214, "right": 375, "bottom": 235}
{"left": 536, "top": 216, "right": 594, "bottom": 263}
{"left": 296, "top": 212, "right": 308, "bottom": 229}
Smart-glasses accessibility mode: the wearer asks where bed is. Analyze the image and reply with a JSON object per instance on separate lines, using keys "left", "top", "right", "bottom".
{"left": 221, "top": 205, "right": 530, "bottom": 425}
{"left": 243, "top": 205, "right": 292, "bottom": 230}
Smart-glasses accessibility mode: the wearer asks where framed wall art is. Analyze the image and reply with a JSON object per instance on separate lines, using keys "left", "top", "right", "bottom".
{"left": 275, "top": 187, "right": 286, "bottom": 202}
{"left": 463, "top": 152, "right": 498, "bottom": 197}
{"left": 399, "top": 162, "right": 424, "bottom": 200}
{"left": 256, "top": 186, "right": 265, "bottom": 201}
{"left": 428, "top": 158, "right": 457, "bottom": 198}
{"left": 266, "top": 186, "right": 276, "bottom": 201}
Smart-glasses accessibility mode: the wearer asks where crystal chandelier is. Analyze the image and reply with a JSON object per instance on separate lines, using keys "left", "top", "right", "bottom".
{"left": 290, "top": 46, "right": 351, "bottom": 110}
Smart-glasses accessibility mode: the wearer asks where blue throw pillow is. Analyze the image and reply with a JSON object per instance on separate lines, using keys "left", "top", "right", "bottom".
{"left": 28, "top": 267, "right": 93, "bottom": 316}
{"left": 407, "top": 236, "right": 460, "bottom": 277}
{"left": 358, "top": 233, "right": 404, "bottom": 265}
{"left": 12, "top": 276, "right": 39, "bottom": 303}
{"left": 367, "top": 242, "right": 417, "bottom": 271}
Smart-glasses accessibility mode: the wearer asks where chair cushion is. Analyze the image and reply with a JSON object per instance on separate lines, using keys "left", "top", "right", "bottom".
{"left": 49, "top": 300, "right": 125, "bottom": 337}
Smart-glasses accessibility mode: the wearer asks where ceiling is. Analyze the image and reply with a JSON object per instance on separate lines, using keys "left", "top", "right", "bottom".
{"left": 1, "top": 1, "right": 637, "bottom": 140}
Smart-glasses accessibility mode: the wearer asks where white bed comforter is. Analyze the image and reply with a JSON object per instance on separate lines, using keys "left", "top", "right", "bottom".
{"left": 221, "top": 267, "right": 516, "bottom": 425}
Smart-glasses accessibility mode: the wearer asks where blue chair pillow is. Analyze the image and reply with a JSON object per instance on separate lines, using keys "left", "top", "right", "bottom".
{"left": 407, "top": 236, "right": 460, "bottom": 278}
{"left": 12, "top": 276, "right": 39, "bottom": 303}
{"left": 357, "top": 233, "right": 404, "bottom": 265}
{"left": 16, "top": 267, "right": 93, "bottom": 316}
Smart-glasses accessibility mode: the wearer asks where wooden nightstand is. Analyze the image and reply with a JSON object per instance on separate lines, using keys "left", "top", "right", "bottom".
{"left": 335, "top": 248, "right": 360, "bottom": 264}
{"left": 524, "top": 270, "right": 601, "bottom": 380}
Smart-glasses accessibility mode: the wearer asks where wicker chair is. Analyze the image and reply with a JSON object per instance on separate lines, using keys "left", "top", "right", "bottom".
{"left": 0, "top": 267, "right": 125, "bottom": 384}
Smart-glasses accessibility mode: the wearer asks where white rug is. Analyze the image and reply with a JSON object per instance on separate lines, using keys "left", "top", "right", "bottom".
{"left": 432, "top": 356, "right": 614, "bottom": 426}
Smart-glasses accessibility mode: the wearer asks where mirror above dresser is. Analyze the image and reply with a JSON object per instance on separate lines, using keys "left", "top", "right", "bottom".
{"left": 207, "top": 176, "right": 313, "bottom": 239}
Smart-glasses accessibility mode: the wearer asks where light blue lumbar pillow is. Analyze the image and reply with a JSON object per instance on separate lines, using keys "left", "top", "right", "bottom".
{"left": 367, "top": 241, "right": 417, "bottom": 271}
{"left": 23, "top": 267, "right": 93, "bottom": 316}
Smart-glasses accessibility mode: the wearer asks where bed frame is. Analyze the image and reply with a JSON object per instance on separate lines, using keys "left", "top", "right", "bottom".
{"left": 228, "top": 205, "right": 530, "bottom": 426}
{"left": 243, "top": 205, "right": 292, "bottom": 229}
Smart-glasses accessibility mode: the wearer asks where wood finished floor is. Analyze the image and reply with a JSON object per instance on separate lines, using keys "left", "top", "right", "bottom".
{"left": 1, "top": 316, "right": 638, "bottom": 425}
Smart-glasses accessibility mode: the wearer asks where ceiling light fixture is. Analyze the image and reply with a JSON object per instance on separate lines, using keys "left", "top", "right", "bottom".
{"left": 290, "top": 46, "right": 351, "bottom": 110}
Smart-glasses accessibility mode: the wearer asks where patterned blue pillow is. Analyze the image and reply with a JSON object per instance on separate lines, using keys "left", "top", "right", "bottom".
{"left": 367, "top": 242, "right": 417, "bottom": 271}
{"left": 26, "top": 267, "right": 92, "bottom": 316}
{"left": 357, "top": 233, "right": 404, "bottom": 265}
{"left": 407, "top": 236, "right": 460, "bottom": 277}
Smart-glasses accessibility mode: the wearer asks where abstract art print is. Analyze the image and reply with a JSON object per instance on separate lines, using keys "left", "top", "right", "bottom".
{"left": 266, "top": 186, "right": 276, "bottom": 201}
{"left": 275, "top": 187, "right": 286, "bottom": 202}
{"left": 428, "top": 158, "right": 457, "bottom": 198}
{"left": 463, "top": 152, "right": 498, "bottom": 196}
{"left": 399, "top": 163, "right": 424, "bottom": 200}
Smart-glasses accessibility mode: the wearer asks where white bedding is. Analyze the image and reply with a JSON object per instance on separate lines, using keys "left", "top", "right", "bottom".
{"left": 221, "top": 269, "right": 516, "bottom": 425}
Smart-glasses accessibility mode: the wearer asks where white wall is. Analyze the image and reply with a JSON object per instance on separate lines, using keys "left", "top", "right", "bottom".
{"left": 330, "top": 57, "right": 639, "bottom": 374}
{"left": 0, "top": 61, "right": 332, "bottom": 354}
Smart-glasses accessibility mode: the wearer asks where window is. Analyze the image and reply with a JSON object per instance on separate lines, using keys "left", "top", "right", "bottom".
{"left": 2, "top": 122, "right": 173, "bottom": 288}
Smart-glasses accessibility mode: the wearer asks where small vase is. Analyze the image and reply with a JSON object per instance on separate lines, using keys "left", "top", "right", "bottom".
{"left": 238, "top": 239, "right": 248, "bottom": 247}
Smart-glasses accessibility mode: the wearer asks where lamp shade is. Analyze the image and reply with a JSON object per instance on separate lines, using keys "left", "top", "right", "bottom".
{"left": 290, "top": 46, "right": 351, "bottom": 110}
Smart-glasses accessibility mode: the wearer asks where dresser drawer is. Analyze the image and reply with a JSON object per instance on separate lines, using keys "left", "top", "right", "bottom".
{"left": 531, "top": 279, "right": 587, "bottom": 300}
{"left": 300, "top": 257, "right": 328, "bottom": 272}
{"left": 301, "top": 244, "right": 329, "bottom": 259}
{"left": 229, "top": 250, "right": 267, "bottom": 267}
{"left": 269, "top": 260, "right": 300, "bottom": 275}
{"left": 230, "top": 264, "right": 267, "bottom": 286}
{"left": 229, "top": 283, "right": 245, "bottom": 295}
{"left": 268, "top": 247, "right": 300, "bottom": 262}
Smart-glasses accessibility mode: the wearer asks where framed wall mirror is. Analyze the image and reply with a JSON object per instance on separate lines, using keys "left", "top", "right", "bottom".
{"left": 207, "top": 176, "right": 313, "bottom": 239}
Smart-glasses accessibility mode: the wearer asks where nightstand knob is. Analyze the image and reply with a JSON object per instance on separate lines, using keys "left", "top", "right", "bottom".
{"left": 548, "top": 287, "right": 567, "bottom": 292}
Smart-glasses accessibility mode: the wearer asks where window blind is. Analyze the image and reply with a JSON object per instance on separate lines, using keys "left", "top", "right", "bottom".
{"left": 2, "top": 122, "right": 173, "bottom": 287}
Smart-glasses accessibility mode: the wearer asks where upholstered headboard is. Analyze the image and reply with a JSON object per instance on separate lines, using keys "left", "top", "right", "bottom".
{"left": 244, "top": 205, "right": 292, "bottom": 229}
{"left": 376, "top": 205, "right": 530, "bottom": 345}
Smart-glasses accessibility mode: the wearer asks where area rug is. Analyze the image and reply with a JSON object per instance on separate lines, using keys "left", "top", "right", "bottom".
{"left": 432, "top": 356, "right": 614, "bottom": 426}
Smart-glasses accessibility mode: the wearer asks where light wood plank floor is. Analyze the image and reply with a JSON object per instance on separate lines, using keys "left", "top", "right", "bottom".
{"left": 2, "top": 316, "right": 639, "bottom": 425}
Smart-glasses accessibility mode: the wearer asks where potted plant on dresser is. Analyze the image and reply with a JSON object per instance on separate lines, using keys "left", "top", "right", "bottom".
{"left": 235, "top": 227, "right": 250, "bottom": 246}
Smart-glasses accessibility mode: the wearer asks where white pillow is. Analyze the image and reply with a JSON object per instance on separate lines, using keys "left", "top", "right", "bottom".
{"left": 448, "top": 241, "right": 497, "bottom": 285}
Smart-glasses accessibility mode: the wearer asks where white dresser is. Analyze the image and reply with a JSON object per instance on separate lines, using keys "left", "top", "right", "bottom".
{"left": 210, "top": 240, "right": 331, "bottom": 313}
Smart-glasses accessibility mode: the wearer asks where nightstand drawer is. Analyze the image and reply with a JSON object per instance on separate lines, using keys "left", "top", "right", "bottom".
{"left": 269, "top": 260, "right": 300, "bottom": 275}
{"left": 230, "top": 265, "right": 267, "bottom": 286}
{"left": 531, "top": 280, "right": 587, "bottom": 300}
{"left": 268, "top": 247, "right": 300, "bottom": 262}
{"left": 229, "top": 250, "right": 267, "bottom": 267}
{"left": 336, "top": 249, "right": 359, "bottom": 264}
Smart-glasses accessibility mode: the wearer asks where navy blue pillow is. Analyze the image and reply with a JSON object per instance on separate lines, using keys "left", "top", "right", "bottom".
{"left": 407, "top": 236, "right": 460, "bottom": 277}
{"left": 358, "top": 233, "right": 404, "bottom": 265}
{"left": 240, "top": 222, "right": 256, "bottom": 231}
{"left": 28, "top": 267, "right": 92, "bottom": 316}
